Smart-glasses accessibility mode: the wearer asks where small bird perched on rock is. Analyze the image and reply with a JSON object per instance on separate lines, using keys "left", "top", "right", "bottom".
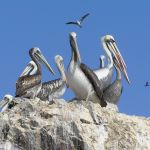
{"left": 66, "top": 13, "right": 90, "bottom": 28}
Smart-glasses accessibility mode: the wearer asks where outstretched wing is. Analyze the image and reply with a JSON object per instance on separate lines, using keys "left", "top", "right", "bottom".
{"left": 66, "top": 22, "right": 78, "bottom": 25}
{"left": 80, "top": 63, "right": 107, "bottom": 107}
{"left": 80, "top": 13, "right": 90, "bottom": 22}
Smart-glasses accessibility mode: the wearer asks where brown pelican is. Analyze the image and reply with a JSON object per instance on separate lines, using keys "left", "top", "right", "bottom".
{"left": 37, "top": 55, "right": 67, "bottom": 103}
{"left": 20, "top": 55, "right": 67, "bottom": 103}
{"left": 0, "top": 95, "right": 14, "bottom": 112}
{"left": 94, "top": 35, "right": 130, "bottom": 90}
{"left": 99, "top": 55, "right": 105, "bottom": 68}
{"left": 66, "top": 13, "right": 90, "bottom": 28}
{"left": 102, "top": 57, "right": 130, "bottom": 104}
{"left": 16, "top": 47, "right": 55, "bottom": 99}
{"left": 67, "top": 32, "right": 107, "bottom": 107}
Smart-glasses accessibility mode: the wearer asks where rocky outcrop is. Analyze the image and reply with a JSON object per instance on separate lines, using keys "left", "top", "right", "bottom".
{"left": 0, "top": 98, "right": 150, "bottom": 150}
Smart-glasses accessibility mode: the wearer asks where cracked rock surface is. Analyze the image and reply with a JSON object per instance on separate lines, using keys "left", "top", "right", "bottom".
{"left": 0, "top": 98, "right": 150, "bottom": 150}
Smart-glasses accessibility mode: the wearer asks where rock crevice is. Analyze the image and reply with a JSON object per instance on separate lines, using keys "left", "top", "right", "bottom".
{"left": 0, "top": 98, "right": 150, "bottom": 150}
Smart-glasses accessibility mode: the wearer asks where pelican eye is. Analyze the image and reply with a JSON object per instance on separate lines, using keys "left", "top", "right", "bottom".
{"left": 4, "top": 97, "right": 9, "bottom": 101}
{"left": 110, "top": 39, "right": 115, "bottom": 43}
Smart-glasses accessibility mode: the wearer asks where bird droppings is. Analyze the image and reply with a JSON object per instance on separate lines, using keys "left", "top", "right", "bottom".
{"left": 0, "top": 97, "right": 150, "bottom": 150}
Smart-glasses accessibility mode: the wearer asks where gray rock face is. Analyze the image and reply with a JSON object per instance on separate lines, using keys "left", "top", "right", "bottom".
{"left": 0, "top": 98, "right": 150, "bottom": 150}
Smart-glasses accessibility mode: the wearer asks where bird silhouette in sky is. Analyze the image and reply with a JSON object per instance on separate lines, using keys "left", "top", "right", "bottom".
{"left": 145, "top": 82, "right": 150, "bottom": 87}
{"left": 66, "top": 13, "right": 90, "bottom": 28}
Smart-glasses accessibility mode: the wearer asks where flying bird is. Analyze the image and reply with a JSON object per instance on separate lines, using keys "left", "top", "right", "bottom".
{"left": 66, "top": 13, "right": 90, "bottom": 28}
{"left": 145, "top": 82, "right": 150, "bottom": 87}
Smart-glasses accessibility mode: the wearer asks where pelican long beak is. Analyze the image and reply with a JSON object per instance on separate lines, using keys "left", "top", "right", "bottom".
{"left": 70, "top": 32, "right": 82, "bottom": 63}
{"left": 35, "top": 52, "right": 55, "bottom": 75}
{"left": 108, "top": 40, "right": 130, "bottom": 84}
{"left": 113, "top": 42, "right": 127, "bottom": 68}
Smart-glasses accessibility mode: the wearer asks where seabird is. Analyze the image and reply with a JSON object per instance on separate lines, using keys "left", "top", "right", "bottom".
{"left": 66, "top": 32, "right": 107, "bottom": 107}
{"left": 16, "top": 47, "right": 55, "bottom": 99}
{"left": 66, "top": 13, "right": 90, "bottom": 28}
{"left": 94, "top": 35, "right": 130, "bottom": 90}
{"left": 37, "top": 55, "right": 67, "bottom": 103}
{"left": 0, "top": 95, "right": 14, "bottom": 112}
{"left": 145, "top": 82, "right": 150, "bottom": 87}
{"left": 102, "top": 57, "right": 130, "bottom": 104}
{"left": 19, "top": 55, "right": 67, "bottom": 103}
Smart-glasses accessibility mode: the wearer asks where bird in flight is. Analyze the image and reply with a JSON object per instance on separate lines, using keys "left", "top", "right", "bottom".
{"left": 145, "top": 82, "right": 150, "bottom": 87}
{"left": 66, "top": 13, "right": 90, "bottom": 28}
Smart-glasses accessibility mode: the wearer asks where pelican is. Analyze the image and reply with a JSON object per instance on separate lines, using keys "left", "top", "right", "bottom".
{"left": 66, "top": 13, "right": 90, "bottom": 28}
{"left": 20, "top": 55, "right": 67, "bottom": 103}
{"left": 67, "top": 32, "right": 107, "bottom": 107}
{"left": 99, "top": 55, "right": 105, "bottom": 69}
{"left": 16, "top": 47, "right": 55, "bottom": 99}
{"left": 94, "top": 35, "right": 130, "bottom": 90}
{"left": 37, "top": 55, "right": 67, "bottom": 103}
{"left": 0, "top": 95, "right": 14, "bottom": 112}
{"left": 102, "top": 57, "right": 130, "bottom": 104}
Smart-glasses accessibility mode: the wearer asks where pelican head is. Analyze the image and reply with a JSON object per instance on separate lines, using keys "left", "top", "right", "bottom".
{"left": 99, "top": 55, "right": 106, "bottom": 64}
{"left": 101, "top": 35, "right": 130, "bottom": 84}
{"left": 0, "top": 94, "right": 14, "bottom": 110}
{"left": 55, "top": 55, "right": 67, "bottom": 83}
{"left": 20, "top": 61, "right": 37, "bottom": 77}
{"left": 29, "top": 47, "right": 55, "bottom": 75}
{"left": 69, "top": 32, "right": 82, "bottom": 63}
{"left": 4, "top": 95, "right": 14, "bottom": 102}
{"left": 100, "top": 55, "right": 105, "bottom": 60}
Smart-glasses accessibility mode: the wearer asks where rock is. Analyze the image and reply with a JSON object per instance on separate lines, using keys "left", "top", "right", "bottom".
{"left": 0, "top": 97, "right": 150, "bottom": 150}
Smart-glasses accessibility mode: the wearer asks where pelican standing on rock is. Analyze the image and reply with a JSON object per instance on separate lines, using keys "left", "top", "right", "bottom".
{"left": 19, "top": 55, "right": 67, "bottom": 103}
{"left": 16, "top": 47, "right": 55, "bottom": 99}
{"left": 37, "top": 55, "right": 67, "bottom": 103}
{"left": 67, "top": 32, "right": 107, "bottom": 107}
{"left": 94, "top": 35, "right": 130, "bottom": 90}
{"left": 102, "top": 57, "right": 130, "bottom": 104}
{"left": 0, "top": 95, "right": 14, "bottom": 112}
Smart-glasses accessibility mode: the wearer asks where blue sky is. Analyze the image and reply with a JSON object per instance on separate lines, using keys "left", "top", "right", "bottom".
{"left": 0, "top": 1, "right": 149, "bottom": 117}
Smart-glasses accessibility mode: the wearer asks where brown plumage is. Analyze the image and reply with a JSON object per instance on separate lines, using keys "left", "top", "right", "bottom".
{"left": 16, "top": 47, "right": 54, "bottom": 98}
